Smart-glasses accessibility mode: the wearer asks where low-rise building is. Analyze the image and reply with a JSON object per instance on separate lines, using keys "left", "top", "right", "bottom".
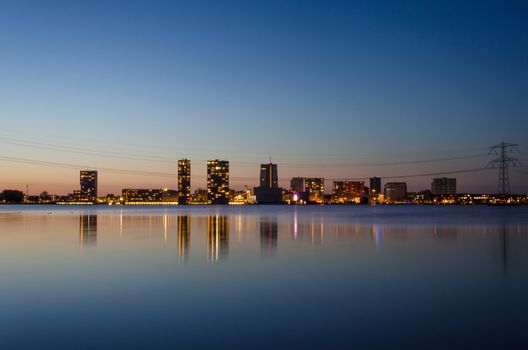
{"left": 384, "top": 182, "right": 407, "bottom": 203}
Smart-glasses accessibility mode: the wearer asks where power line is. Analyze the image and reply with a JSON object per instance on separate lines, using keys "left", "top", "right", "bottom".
{"left": 326, "top": 167, "right": 490, "bottom": 182}
{"left": 0, "top": 154, "right": 491, "bottom": 184}
{"left": 0, "top": 155, "right": 256, "bottom": 180}
{"left": 0, "top": 135, "right": 488, "bottom": 168}
{"left": 0, "top": 155, "right": 177, "bottom": 177}
{"left": 280, "top": 154, "right": 488, "bottom": 168}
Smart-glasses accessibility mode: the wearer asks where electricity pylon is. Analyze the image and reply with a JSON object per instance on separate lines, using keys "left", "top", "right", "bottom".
{"left": 487, "top": 142, "right": 522, "bottom": 195}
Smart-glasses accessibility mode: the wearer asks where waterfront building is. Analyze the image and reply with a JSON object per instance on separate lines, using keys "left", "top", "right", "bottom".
{"left": 207, "top": 160, "right": 229, "bottom": 204}
{"left": 178, "top": 159, "right": 191, "bottom": 204}
{"left": 191, "top": 188, "right": 209, "bottom": 204}
{"left": 230, "top": 189, "right": 254, "bottom": 205}
{"left": 254, "top": 162, "right": 283, "bottom": 204}
{"left": 162, "top": 189, "right": 179, "bottom": 202}
{"left": 305, "top": 178, "right": 325, "bottom": 203}
{"left": 370, "top": 177, "right": 381, "bottom": 196}
{"left": 122, "top": 189, "right": 164, "bottom": 203}
{"left": 331, "top": 181, "right": 365, "bottom": 203}
{"left": 80, "top": 170, "right": 98, "bottom": 201}
{"left": 384, "top": 182, "right": 407, "bottom": 203}
{"left": 431, "top": 177, "right": 457, "bottom": 195}
{"left": 290, "top": 177, "right": 305, "bottom": 193}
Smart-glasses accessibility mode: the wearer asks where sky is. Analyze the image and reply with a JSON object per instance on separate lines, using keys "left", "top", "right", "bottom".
{"left": 0, "top": 0, "right": 527, "bottom": 195}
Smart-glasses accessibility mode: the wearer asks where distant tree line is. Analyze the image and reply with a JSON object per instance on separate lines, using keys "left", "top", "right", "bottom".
{"left": 0, "top": 190, "right": 25, "bottom": 203}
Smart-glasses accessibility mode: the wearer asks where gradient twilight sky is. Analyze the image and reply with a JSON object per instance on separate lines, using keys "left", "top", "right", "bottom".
{"left": 0, "top": 0, "right": 527, "bottom": 195}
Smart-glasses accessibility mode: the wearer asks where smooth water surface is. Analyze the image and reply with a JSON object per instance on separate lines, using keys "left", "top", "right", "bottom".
{"left": 1, "top": 205, "right": 527, "bottom": 349}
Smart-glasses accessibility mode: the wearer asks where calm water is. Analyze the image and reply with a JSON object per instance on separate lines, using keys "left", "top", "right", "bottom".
{"left": 0, "top": 205, "right": 527, "bottom": 349}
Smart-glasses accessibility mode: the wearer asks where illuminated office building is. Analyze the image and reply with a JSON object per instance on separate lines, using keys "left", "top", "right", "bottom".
{"left": 80, "top": 170, "right": 98, "bottom": 201}
{"left": 207, "top": 160, "right": 229, "bottom": 205}
{"left": 332, "top": 181, "right": 365, "bottom": 203}
{"left": 178, "top": 159, "right": 191, "bottom": 205}
{"left": 384, "top": 182, "right": 407, "bottom": 203}
{"left": 431, "top": 177, "right": 457, "bottom": 195}
{"left": 304, "top": 178, "right": 325, "bottom": 203}
{"left": 254, "top": 162, "right": 283, "bottom": 204}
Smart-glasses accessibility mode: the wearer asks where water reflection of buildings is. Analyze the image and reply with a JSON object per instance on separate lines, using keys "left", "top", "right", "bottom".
{"left": 207, "top": 215, "right": 229, "bottom": 262}
{"left": 79, "top": 214, "right": 97, "bottom": 246}
{"left": 177, "top": 216, "right": 190, "bottom": 263}
{"left": 291, "top": 216, "right": 325, "bottom": 245}
{"left": 260, "top": 217, "right": 278, "bottom": 258}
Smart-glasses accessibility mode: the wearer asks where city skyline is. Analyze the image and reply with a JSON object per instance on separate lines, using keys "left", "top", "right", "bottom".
{"left": 0, "top": 1, "right": 527, "bottom": 194}
{"left": 1, "top": 148, "right": 526, "bottom": 197}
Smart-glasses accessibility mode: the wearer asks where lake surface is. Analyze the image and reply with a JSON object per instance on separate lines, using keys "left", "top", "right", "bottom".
{"left": 0, "top": 205, "right": 527, "bottom": 349}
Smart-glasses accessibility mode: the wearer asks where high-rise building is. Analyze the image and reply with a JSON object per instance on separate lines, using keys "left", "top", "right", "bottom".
{"left": 254, "top": 162, "right": 283, "bottom": 204}
{"left": 260, "top": 163, "right": 278, "bottom": 188}
{"left": 370, "top": 177, "right": 381, "bottom": 195}
{"left": 305, "top": 178, "right": 325, "bottom": 203}
{"left": 80, "top": 170, "right": 97, "bottom": 201}
{"left": 178, "top": 159, "right": 191, "bottom": 204}
{"left": 207, "top": 160, "right": 229, "bottom": 204}
{"left": 290, "top": 177, "right": 305, "bottom": 193}
{"left": 431, "top": 177, "right": 457, "bottom": 195}
{"left": 384, "top": 182, "right": 407, "bottom": 203}
{"left": 331, "top": 181, "right": 365, "bottom": 203}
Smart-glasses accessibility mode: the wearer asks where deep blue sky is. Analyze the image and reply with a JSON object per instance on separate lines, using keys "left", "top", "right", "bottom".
{"left": 0, "top": 0, "right": 527, "bottom": 194}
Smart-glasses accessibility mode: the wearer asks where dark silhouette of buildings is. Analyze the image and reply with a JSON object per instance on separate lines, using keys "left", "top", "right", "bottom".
{"left": 290, "top": 177, "right": 305, "bottom": 193}
{"left": 254, "top": 162, "right": 283, "bottom": 204}
{"left": 431, "top": 177, "right": 457, "bottom": 195}
{"left": 384, "top": 182, "right": 407, "bottom": 203}
{"left": 370, "top": 177, "right": 381, "bottom": 196}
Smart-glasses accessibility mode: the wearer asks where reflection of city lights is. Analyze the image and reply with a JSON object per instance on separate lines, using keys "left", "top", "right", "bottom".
{"left": 294, "top": 208, "right": 298, "bottom": 239}
{"left": 375, "top": 224, "right": 382, "bottom": 251}
{"left": 163, "top": 214, "right": 168, "bottom": 242}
